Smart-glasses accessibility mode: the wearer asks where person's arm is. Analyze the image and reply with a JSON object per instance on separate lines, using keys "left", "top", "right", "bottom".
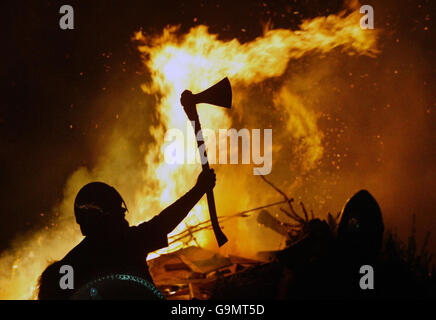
{"left": 131, "top": 169, "right": 216, "bottom": 251}
{"left": 156, "top": 169, "right": 216, "bottom": 234}
{"left": 38, "top": 261, "right": 68, "bottom": 300}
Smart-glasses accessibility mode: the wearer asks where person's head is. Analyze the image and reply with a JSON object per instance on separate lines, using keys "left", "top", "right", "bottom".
{"left": 74, "top": 182, "right": 129, "bottom": 236}
{"left": 337, "top": 189, "right": 384, "bottom": 261}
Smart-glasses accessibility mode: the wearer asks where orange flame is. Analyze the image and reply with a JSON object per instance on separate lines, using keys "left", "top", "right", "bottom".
{"left": 133, "top": 7, "right": 378, "bottom": 256}
{"left": 0, "top": 5, "right": 378, "bottom": 299}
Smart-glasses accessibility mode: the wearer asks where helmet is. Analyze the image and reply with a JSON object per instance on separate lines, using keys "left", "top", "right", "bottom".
{"left": 337, "top": 190, "right": 384, "bottom": 260}
{"left": 74, "top": 182, "right": 128, "bottom": 235}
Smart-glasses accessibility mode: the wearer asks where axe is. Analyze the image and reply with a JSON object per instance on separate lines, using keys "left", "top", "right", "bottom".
{"left": 180, "top": 77, "right": 232, "bottom": 247}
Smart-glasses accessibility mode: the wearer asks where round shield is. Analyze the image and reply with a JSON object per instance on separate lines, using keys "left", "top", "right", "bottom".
{"left": 71, "top": 274, "right": 165, "bottom": 300}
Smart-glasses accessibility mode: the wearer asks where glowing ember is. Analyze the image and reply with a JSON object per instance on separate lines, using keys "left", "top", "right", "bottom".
{"left": 0, "top": 5, "right": 378, "bottom": 299}
{"left": 133, "top": 7, "right": 378, "bottom": 256}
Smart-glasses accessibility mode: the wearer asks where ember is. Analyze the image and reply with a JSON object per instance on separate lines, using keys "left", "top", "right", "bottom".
{"left": 1, "top": 0, "right": 434, "bottom": 300}
{"left": 1, "top": 3, "right": 379, "bottom": 299}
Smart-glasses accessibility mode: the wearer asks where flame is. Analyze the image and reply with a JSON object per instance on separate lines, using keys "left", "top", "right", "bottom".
{"left": 0, "top": 4, "right": 378, "bottom": 299}
{"left": 133, "top": 6, "right": 378, "bottom": 255}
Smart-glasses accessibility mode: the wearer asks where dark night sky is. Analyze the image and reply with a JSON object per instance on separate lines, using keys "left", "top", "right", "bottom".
{"left": 0, "top": 0, "right": 434, "bottom": 254}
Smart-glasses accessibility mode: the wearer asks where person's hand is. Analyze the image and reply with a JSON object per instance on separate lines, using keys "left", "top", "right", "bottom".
{"left": 195, "top": 169, "right": 216, "bottom": 192}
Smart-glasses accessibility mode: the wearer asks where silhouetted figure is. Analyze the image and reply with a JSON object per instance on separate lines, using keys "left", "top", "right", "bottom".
{"left": 275, "top": 190, "right": 385, "bottom": 299}
{"left": 337, "top": 189, "right": 384, "bottom": 263}
{"left": 38, "top": 170, "right": 216, "bottom": 300}
{"left": 333, "top": 189, "right": 384, "bottom": 298}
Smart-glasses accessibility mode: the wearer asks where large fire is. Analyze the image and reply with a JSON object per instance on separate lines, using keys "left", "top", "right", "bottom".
{"left": 0, "top": 4, "right": 378, "bottom": 299}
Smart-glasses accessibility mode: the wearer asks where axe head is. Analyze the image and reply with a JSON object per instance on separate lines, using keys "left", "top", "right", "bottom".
{"left": 193, "top": 77, "right": 232, "bottom": 108}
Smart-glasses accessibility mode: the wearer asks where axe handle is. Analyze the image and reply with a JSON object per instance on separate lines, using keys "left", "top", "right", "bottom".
{"left": 190, "top": 115, "right": 228, "bottom": 247}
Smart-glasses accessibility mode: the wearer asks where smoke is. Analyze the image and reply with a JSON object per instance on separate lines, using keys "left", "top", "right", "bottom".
{"left": 3, "top": 1, "right": 433, "bottom": 299}
{"left": 132, "top": 4, "right": 379, "bottom": 259}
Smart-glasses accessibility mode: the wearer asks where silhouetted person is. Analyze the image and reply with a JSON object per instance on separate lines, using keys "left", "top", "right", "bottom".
{"left": 38, "top": 169, "right": 216, "bottom": 300}
{"left": 333, "top": 189, "right": 384, "bottom": 298}
{"left": 337, "top": 189, "right": 384, "bottom": 262}
{"left": 275, "top": 190, "right": 385, "bottom": 299}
